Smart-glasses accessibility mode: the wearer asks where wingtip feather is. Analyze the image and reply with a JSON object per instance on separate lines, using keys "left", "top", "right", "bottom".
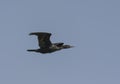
{"left": 29, "top": 32, "right": 51, "bottom": 36}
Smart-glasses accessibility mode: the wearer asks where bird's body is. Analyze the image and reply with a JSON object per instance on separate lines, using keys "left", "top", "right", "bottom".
{"left": 27, "top": 32, "right": 73, "bottom": 54}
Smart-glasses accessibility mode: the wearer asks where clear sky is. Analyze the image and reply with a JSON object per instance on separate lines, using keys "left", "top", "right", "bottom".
{"left": 0, "top": 0, "right": 120, "bottom": 84}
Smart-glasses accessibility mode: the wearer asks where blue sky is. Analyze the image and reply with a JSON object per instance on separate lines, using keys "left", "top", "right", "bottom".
{"left": 0, "top": 0, "right": 120, "bottom": 84}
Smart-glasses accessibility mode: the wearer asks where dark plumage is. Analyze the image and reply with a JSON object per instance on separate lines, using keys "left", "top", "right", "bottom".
{"left": 27, "top": 32, "right": 73, "bottom": 54}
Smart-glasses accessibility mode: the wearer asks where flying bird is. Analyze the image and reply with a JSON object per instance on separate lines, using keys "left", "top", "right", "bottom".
{"left": 27, "top": 32, "right": 73, "bottom": 54}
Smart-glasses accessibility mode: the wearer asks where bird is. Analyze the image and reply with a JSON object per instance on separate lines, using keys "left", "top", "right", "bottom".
{"left": 27, "top": 32, "right": 73, "bottom": 54}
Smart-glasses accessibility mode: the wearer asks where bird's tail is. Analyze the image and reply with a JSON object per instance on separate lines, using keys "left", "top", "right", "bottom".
{"left": 27, "top": 49, "right": 36, "bottom": 52}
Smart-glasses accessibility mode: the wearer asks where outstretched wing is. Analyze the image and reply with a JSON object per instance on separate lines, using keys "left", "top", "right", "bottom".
{"left": 53, "top": 43, "right": 64, "bottom": 47}
{"left": 29, "top": 32, "right": 52, "bottom": 49}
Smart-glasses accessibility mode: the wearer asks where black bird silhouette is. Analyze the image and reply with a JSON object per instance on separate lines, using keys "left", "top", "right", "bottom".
{"left": 27, "top": 32, "right": 73, "bottom": 54}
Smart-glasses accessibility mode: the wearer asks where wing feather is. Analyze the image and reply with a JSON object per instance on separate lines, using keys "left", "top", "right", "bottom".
{"left": 29, "top": 32, "right": 52, "bottom": 48}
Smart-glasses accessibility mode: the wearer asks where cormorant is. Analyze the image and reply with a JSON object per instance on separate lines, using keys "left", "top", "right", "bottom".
{"left": 27, "top": 32, "right": 73, "bottom": 54}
